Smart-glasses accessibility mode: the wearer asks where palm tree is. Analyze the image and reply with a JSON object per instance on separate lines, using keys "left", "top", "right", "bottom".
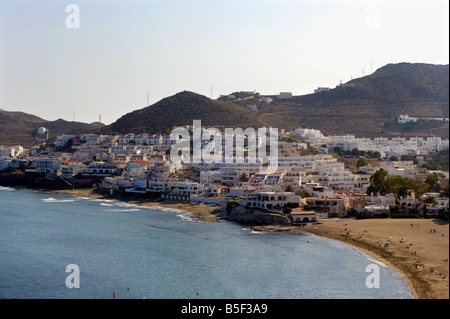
{"left": 239, "top": 173, "right": 249, "bottom": 182}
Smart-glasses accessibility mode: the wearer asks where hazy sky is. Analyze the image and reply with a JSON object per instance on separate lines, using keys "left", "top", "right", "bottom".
{"left": 0, "top": 0, "right": 448, "bottom": 124}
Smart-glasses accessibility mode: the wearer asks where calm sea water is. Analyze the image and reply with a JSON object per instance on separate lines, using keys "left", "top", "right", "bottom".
{"left": 0, "top": 186, "right": 413, "bottom": 299}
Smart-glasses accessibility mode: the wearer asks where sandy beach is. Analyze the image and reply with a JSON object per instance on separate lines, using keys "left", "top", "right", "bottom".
{"left": 302, "top": 218, "right": 449, "bottom": 299}
{"left": 50, "top": 188, "right": 449, "bottom": 299}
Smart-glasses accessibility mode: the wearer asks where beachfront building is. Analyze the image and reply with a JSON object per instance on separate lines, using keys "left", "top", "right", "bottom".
{"left": 289, "top": 208, "right": 326, "bottom": 223}
{"left": 147, "top": 178, "right": 178, "bottom": 193}
{"left": 60, "top": 160, "right": 86, "bottom": 179}
{"left": 424, "top": 197, "right": 449, "bottom": 216}
{"left": 173, "top": 181, "right": 201, "bottom": 198}
{"left": 398, "top": 196, "right": 421, "bottom": 212}
{"left": 305, "top": 197, "right": 347, "bottom": 218}
{"left": 363, "top": 194, "right": 396, "bottom": 207}
{"left": 33, "top": 158, "right": 61, "bottom": 175}
{"left": 238, "top": 191, "right": 301, "bottom": 210}
{"left": 202, "top": 185, "right": 227, "bottom": 196}
{"left": 84, "top": 162, "right": 119, "bottom": 176}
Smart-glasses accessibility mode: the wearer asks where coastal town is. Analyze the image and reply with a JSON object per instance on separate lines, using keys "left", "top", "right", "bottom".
{"left": 1, "top": 0, "right": 449, "bottom": 306}
{"left": 1, "top": 126, "right": 448, "bottom": 224}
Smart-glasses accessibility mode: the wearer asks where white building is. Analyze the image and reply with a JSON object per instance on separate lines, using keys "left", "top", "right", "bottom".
{"left": 33, "top": 158, "right": 61, "bottom": 175}
{"left": 84, "top": 162, "right": 118, "bottom": 176}
{"left": 239, "top": 191, "right": 301, "bottom": 210}
{"left": 397, "top": 115, "right": 418, "bottom": 124}
{"left": 60, "top": 160, "right": 86, "bottom": 178}
{"left": 314, "top": 87, "right": 331, "bottom": 93}
{"left": 277, "top": 92, "right": 292, "bottom": 100}
{"left": 173, "top": 181, "right": 201, "bottom": 198}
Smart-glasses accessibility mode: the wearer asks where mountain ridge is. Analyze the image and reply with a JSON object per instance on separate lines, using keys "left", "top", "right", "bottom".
{"left": 0, "top": 110, "right": 105, "bottom": 147}
{"left": 99, "top": 90, "right": 265, "bottom": 135}
{"left": 100, "top": 63, "right": 448, "bottom": 138}
{"left": 1, "top": 62, "right": 448, "bottom": 147}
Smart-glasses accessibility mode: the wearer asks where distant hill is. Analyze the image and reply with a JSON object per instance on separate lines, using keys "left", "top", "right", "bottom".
{"left": 258, "top": 63, "right": 449, "bottom": 138}
{"left": 100, "top": 91, "right": 265, "bottom": 134}
{"left": 0, "top": 110, "right": 104, "bottom": 147}
{"left": 2, "top": 63, "right": 448, "bottom": 145}
{"left": 100, "top": 63, "right": 448, "bottom": 138}
{"left": 295, "top": 63, "right": 449, "bottom": 107}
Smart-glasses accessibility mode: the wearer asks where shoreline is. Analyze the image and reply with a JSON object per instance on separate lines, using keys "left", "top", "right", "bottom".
{"left": 48, "top": 188, "right": 221, "bottom": 222}
{"left": 303, "top": 226, "right": 420, "bottom": 299}
{"left": 5, "top": 186, "right": 448, "bottom": 299}
{"left": 301, "top": 219, "right": 449, "bottom": 299}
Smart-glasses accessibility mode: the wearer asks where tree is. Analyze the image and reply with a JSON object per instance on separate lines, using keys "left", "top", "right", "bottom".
{"left": 389, "top": 204, "right": 402, "bottom": 215}
{"left": 372, "top": 151, "right": 382, "bottom": 159}
{"left": 300, "top": 192, "right": 313, "bottom": 198}
{"left": 440, "top": 185, "right": 449, "bottom": 198}
{"left": 410, "top": 179, "right": 430, "bottom": 198}
{"left": 384, "top": 176, "right": 411, "bottom": 197}
{"left": 285, "top": 185, "right": 293, "bottom": 192}
{"left": 355, "top": 210, "right": 374, "bottom": 219}
{"left": 425, "top": 173, "right": 441, "bottom": 193}
{"left": 421, "top": 148, "right": 449, "bottom": 171}
{"left": 367, "top": 169, "right": 388, "bottom": 195}
{"left": 239, "top": 173, "right": 249, "bottom": 182}
{"left": 356, "top": 157, "right": 368, "bottom": 168}
{"left": 333, "top": 146, "right": 342, "bottom": 153}
{"left": 423, "top": 195, "right": 438, "bottom": 205}
{"left": 400, "top": 155, "right": 412, "bottom": 161}
{"left": 389, "top": 156, "right": 399, "bottom": 161}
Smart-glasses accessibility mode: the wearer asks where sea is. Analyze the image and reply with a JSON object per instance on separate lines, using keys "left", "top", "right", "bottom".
{"left": 0, "top": 186, "right": 413, "bottom": 299}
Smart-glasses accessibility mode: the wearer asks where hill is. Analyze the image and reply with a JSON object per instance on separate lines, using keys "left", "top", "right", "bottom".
{"left": 0, "top": 110, "right": 104, "bottom": 147}
{"left": 2, "top": 63, "right": 448, "bottom": 144}
{"left": 100, "top": 91, "right": 265, "bottom": 134}
{"left": 103, "top": 63, "right": 447, "bottom": 138}
{"left": 255, "top": 63, "right": 449, "bottom": 138}
{"left": 296, "top": 63, "right": 449, "bottom": 107}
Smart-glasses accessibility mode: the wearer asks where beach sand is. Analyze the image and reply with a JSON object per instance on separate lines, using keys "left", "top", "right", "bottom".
{"left": 50, "top": 188, "right": 449, "bottom": 299}
{"left": 302, "top": 218, "right": 449, "bottom": 299}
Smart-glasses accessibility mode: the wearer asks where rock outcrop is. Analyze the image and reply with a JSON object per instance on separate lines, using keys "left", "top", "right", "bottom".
{"left": 215, "top": 204, "right": 291, "bottom": 226}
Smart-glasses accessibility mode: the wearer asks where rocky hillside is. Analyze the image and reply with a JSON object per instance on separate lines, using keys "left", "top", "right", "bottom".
{"left": 100, "top": 91, "right": 265, "bottom": 135}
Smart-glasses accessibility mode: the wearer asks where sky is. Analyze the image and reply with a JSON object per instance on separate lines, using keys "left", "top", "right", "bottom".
{"left": 0, "top": 0, "right": 449, "bottom": 125}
